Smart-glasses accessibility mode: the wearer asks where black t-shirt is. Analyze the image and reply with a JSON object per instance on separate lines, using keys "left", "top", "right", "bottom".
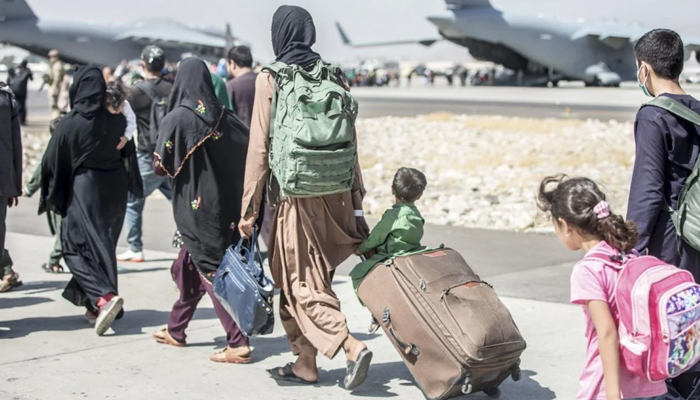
{"left": 227, "top": 72, "right": 257, "bottom": 127}
{"left": 128, "top": 78, "right": 173, "bottom": 153}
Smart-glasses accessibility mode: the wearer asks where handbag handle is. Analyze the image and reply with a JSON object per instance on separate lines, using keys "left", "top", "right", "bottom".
{"left": 235, "top": 228, "right": 263, "bottom": 268}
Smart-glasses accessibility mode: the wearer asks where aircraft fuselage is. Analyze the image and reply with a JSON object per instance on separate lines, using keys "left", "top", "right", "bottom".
{"left": 0, "top": 18, "right": 223, "bottom": 66}
{"left": 427, "top": 7, "right": 639, "bottom": 84}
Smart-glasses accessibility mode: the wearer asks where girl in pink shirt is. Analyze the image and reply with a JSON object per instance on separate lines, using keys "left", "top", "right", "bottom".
{"left": 537, "top": 175, "right": 667, "bottom": 400}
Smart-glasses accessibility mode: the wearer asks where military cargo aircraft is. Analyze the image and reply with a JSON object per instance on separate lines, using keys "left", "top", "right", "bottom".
{"left": 337, "top": 0, "right": 700, "bottom": 86}
{"left": 0, "top": 0, "right": 241, "bottom": 66}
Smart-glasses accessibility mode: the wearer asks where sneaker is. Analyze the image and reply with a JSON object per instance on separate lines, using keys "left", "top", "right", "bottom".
{"left": 95, "top": 296, "right": 124, "bottom": 336}
{"left": 117, "top": 249, "right": 144, "bottom": 263}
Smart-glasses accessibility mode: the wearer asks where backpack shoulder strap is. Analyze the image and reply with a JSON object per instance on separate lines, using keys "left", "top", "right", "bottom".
{"left": 646, "top": 96, "right": 700, "bottom": 216}
{"left": 583, "top": 250, "right": 637, "bottom": 270}
{"left": 645, "top": 96, "right": 700, "bottom": 126}
{"left": 136, "top": 80, "right": 159, "bottom": 101}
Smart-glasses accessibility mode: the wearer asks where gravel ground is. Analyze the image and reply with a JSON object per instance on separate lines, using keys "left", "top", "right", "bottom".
{"left": 21, "top": 114, "right": 636, "bottom": 232}
{"left": 356, "top": 113, "right": 635, "bottom": 232}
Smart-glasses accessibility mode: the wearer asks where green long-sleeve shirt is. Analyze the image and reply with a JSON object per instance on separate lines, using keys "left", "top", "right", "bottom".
{"left": 210, "top": 73, "right": 233, "bottom": 111}
{"left": 351, "top": 202, "right": 427, "bottom": 291}
{"left": 357, "top": 202, "right": 424, "bottom": 255}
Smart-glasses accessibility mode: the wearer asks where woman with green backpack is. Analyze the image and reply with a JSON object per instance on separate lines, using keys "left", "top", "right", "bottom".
{"left": 238, "top": 5, "right": 373, "bottom": 390}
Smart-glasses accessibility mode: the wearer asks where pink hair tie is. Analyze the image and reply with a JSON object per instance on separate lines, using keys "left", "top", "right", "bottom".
{"left": 593, "top": 201, "right": 611, "bottom": 219}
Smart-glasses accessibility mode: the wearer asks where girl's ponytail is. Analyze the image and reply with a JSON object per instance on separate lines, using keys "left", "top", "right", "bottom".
{"left": 595, "top": 213, "right": 639, "bottom": 253}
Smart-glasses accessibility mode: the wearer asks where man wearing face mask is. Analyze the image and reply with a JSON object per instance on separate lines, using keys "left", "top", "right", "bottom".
{"left": 627, "top": 28, "right": 700, "bottom": 400}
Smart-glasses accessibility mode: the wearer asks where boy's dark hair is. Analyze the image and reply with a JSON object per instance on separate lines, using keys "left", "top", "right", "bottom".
{"left": 227, "top": 46, "right": 253, "bottom": 69}
{"left": 392, "top": 167, "right": 427, "bottom": 203}
{"left": 634, "top": 29, "right": 685, "bottom": 80}
{"left": 105, "top": 81, "right": 127, "bottom": 111}
{"left": 537, "top": 175, "right": 638, "bottom": 252}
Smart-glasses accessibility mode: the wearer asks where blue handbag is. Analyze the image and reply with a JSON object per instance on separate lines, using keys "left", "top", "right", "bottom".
{"left": 212, "top": 229, "right": 275, "bottom": 337}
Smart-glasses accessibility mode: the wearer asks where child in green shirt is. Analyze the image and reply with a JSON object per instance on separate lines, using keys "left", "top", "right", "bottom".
{"left": 352, "top": 167, "right": 428, "bottom": 333}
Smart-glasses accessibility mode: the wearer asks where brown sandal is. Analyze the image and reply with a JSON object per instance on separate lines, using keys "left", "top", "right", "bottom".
{"left": 210, "top": 346, "right": 252, "bottom": 364}
{"left": 0, "top": 272, "right": 23, "bottom": 293}
{"left": 152, "top": 327, "right": 186, "bottom": 347}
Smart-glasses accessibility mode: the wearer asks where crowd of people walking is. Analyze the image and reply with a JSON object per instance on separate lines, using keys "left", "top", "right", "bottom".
{"left": 2, "top": 6, "right": 700, "bottom": 399}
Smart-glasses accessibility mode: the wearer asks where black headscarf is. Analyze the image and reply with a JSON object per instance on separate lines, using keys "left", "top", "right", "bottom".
{"left": 156, "top": 57, "right": 224, "bottom": 176}
{"left": 40, "top": 66, "right": 114, "bottom": 215}
{"left": 272, "top": 5, "right": 321, "bottom": 71}
{"left": 154, "top": 57, "right": 250, "bottom": 275}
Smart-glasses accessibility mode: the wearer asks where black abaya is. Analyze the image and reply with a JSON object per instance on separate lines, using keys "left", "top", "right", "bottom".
{"left": 154, "top": 58, "right": 249, "bottom": 276}
{"left": 62, "top": 166, "right": 127, "bottom": 306}
{"left": 41, "top": 66, "right": 128, "bottom": 307}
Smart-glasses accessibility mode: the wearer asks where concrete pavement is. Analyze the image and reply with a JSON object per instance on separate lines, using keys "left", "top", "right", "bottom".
{"left": 0, "top": 231, "right": 585, "bottom": 400}
{"left": 0, "top": 81, "right": 603, "bottom": 399}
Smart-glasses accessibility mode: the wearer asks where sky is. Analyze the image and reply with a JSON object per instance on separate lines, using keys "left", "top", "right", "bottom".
{"left": 18, "top": 0, "right": 700, "bottom": 63}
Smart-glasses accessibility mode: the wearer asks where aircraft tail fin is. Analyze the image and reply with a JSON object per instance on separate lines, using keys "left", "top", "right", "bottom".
{"left": 445, "top": 0, "right": 492, "bottom": 9}
{"left": 225, "top": 23, "right": 235, "bottom": 48}
{"left": 0, "top": 0, "right": 37, "bottom": 21}
{"left": 335, "top": 22, "right": 352, "bottom": 46}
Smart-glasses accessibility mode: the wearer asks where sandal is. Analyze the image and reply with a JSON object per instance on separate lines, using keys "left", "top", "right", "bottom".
{"left": 344, "top": 349, "right": 373, "bottom": 390}
{"left": 267, "top": 363, "right": 318, "bottom": 385}
{"left": 152, "top": 327, "right": 186, "bottom": 347}
{"left": 368, "top": 316, "right": 380, "bottom": 335}
{"left": 210, "top": 345, "right": 252, "bottom": 364}
{"left": 41, "top": 263, "right": 64, "bottom": 274}
{"left": 0, "top": 272, "right": 23, "bottom": 293}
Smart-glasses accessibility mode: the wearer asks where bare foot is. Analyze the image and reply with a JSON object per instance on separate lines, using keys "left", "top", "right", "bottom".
{"left": 288, "top": 354, "right": 319, "bottom": 383}
{"left": 344, "top": 335, "right": 367, "bottom": 362}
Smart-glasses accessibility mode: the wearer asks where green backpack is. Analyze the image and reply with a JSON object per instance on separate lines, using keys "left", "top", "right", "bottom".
{"left": 646, "top": 96, "right": 700, "bottom": 251}
{"left": 264, "top": 60, "right": 358, "bottom": 198}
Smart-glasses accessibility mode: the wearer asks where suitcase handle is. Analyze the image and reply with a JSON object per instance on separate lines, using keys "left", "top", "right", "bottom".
{"left": 389, "top": 327, "right": 420, "bottom": 357}
{"left": 441, "top": 280, "right": 493, "bottom": 300}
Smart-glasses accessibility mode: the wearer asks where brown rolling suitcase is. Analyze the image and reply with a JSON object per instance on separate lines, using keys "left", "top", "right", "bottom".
{"left": 357, "top": 248, "right": 526, "bottom": 399}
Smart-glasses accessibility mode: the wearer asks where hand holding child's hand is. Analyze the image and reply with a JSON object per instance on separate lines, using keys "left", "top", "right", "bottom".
{"left": 116, "top": 136, "right": 128, "bottom": 150}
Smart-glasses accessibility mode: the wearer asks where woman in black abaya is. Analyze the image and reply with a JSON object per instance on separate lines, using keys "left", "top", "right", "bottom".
{"left": 151, "top": 58, "right": 251, "bottom": 363}
{"left": 41, "top": 66, "right": 128, "bottom": 336}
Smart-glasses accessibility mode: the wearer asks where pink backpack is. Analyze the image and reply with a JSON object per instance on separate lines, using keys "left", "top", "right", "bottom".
{"left": 586, "top": 250, "right": 700, "bottom": 381}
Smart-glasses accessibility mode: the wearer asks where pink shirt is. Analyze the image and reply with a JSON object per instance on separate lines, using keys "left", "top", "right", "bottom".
{"left": 570, "top": 241, "right": 667, "bottom": 400}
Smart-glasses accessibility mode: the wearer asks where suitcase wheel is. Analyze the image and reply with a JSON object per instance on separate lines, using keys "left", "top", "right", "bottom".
{"left": 484, "top": 387, "right": 501, "bottom": 398}
{"left": 511, "top": 363, "right": 522, "bottom": 382}
{"left": 461, "top": 376, "right": 473, "bottom": 394}
{"left": 511, "top": 368, "right": 521, "bottom": 382}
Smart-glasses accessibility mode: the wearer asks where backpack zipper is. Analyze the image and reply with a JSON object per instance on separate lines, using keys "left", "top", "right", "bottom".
{"left": 630, "top": 266, "right": 681, "bottom": 336}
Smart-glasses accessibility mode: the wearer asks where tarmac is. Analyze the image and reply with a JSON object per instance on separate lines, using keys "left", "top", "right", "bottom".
{"left": 0, "top": 84, "right": 643, "bottom": 399}
{"left": 354, "top": 82, "right": 700, "bottom": 121}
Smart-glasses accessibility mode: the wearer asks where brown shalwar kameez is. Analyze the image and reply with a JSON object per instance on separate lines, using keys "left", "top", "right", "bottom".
{"left": 241, "top": 72, "right": 368, "bottom": 359}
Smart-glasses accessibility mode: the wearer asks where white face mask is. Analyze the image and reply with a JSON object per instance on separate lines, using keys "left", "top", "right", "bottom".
{"left": 637, "top": 63, "right": 653, "bottom": 97}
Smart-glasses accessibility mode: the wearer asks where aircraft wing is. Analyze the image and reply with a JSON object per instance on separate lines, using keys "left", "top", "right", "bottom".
{"left": 115, "top": 26, "right": 226, "bottom": 49}
{"left": 335, "top": 22, "right": 441, "bottom": 48}
{"left": 570, "top": 24, "right": 647, "bottom": 49}
{"left": 684, "top": 35, "right": 700, "bottom": 52}
{"left": 573, "top": 26, "right": 700, "bottom": 60}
